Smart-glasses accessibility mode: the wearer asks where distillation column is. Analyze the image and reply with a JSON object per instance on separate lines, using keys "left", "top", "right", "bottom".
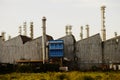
{"left": 23, "top": 22, "right": 27, "bottom": 36}
{"left": 1, "top": 32, "right": 5, "bottom": 41}
{"left": 80, "top": 26, "right": 83, "bottom": 40}
{"left": 30, "top": 22, "right": 34, "bottom": 39}
{"left": 86, "top": 24, "right": 89, "bottom": 38}
{"left": 101, "top": 5, "right": 106, "bottom": 41}
{"left": 114, "top": 32, "right": 117, "bottom": 37}
{"left": 65, "top": 25, "right": 72, "bottom": 35}
{"left": 19, "top": 26, "right": 22, "bottom": 35}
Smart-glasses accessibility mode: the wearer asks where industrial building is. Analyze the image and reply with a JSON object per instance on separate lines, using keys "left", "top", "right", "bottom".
{"left": 103, "top": 36, "right": 120, "bottom": 70}
{"left": 0, "top": 6, "right": 120, "bottom": 71}
{"left": 0, "top": 32, "right": 120, "bottom": 70}
{"left": 0, "top": 35, "right": 53, "bottom": 64}
{"left": 76, "top": 33, "right": 102, "bottom": 70}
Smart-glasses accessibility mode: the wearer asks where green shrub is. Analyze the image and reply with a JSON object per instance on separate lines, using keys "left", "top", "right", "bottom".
{"left": 1, "top": 71, "right": 120, "bottom": 80}
{"left": 57, "top": 73, "right": 69, "bottom": 80}
{"left": 16, "top": 64, "right": 33, "bottom": 73}
{"left": 82, "top": 75, "right": 94, "bottom": 80}
{"left": 0, "top": 77, "right": 8, "bottom": 80}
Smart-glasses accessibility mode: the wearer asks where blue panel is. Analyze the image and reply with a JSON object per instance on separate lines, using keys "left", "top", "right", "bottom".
{"left": 48, "top": 40, "right": 64, "bottom": 57}
{"left": 49, "top": 40, "right": 63, "bottom": 43}
{"left": 49, "top": 50, "right": 64, "bottom": 57}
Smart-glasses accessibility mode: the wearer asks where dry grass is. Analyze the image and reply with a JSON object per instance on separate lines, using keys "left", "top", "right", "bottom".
{"left": 0, "top": 71, "right": 120, "bottom": 80}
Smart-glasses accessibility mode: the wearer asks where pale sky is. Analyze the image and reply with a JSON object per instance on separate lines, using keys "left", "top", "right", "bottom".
{"left": 0, "top": 0, "right": 120, "bottom": 40}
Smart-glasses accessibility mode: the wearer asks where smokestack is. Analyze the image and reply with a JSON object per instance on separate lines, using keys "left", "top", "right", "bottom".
{"left": 68, "top": 25, "right": 72, "bottom": 35}
{"left": 66, "top": 25, "right": 68, "bottom": 35}
{"left": 1, "top": 32, "right": 5, "bottom": 41}
{"left": 30, "top": 22, "right": 34, "bottom": 39}
{"left": 86, "top": 24, "right": 89, "bottom": 38}
{"left": 65, "top": 25, "right": 72, "bottom": 35}
{"left": 101, "top": 5, "right": 106, "bottom": 41}
{"left": 8, "top": 35, "right": 11, "bottom": 40}
{"left": 114, "top": 32, "right": 117, "bottom": 37}
{"left": 42, "top": 16, "right": 46, "bottom": 64}
{"left": 23, "top": 22, "right": 27, "bottom": 36}
{"left": 80, "top": 26, "right": 83, "bottom": 40}
{"left": 19, "top": 26, "right": 22, "bottom": 35}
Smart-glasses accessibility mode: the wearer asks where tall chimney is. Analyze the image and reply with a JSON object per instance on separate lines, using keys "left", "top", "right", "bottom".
{"left": 42, "top": 16, "right": 46, "bottom": 64}
{"left": 65, "top": 25, "right": 72, "bottom": 35}
{"left": 68, "top": 25, "right": 72, "bottom": 35}
{"left": 114, "top": 32, "right": 117, "bottom": 37}
{"left": 80, "top": 26, "right": 83, "bottom": 40}
{"left": 8, "top": 35, "right": 11, "bottom": 40}
{"left": 65, "top": 25, "right": 68, "bottom": 35}
{"left": 19, "top": 26, "right": 22, "bottom": 35}
{"left": 101, "top": 5, "right": 106, "bottom": 41}
{"left": 86, "top": 24, "right": 89, "bottom": 38}
{"left": 23, "top": 22, "right": 27, "bottom": 36}
{"left": 1, "top": 32, "right": 5, "bottom": 41}
{"left": 30, "top": 22, "right": 34, "bottom": 39}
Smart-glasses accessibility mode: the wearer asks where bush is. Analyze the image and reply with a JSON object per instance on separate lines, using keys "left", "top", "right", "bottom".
{"left": 44, "top": 64, "right": 59, "bottom": 72}
{"left": 57, "top": 73, "right": 69, "bottom": 80}
{"left": 0, "top": 64, "right": 15, "bottom": 74}
{"left": 16, "top": 64, "right": 33, "bottom": 73}
{"left": 83, "top": 76, "right": 94, "bottom": 80}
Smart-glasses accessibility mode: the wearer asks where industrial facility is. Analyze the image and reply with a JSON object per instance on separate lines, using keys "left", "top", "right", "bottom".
{"left": 0, "top": 6, "right": 120, "bottom": 71}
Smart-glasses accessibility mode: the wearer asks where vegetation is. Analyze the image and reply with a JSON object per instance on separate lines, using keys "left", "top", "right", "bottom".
{"left": 0, "top": 71, "right": 120, "bottom": 80}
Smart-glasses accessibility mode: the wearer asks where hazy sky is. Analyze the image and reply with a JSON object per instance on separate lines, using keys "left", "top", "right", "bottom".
{"left": 0, "top": 0, "right": 120, "bottom": 40}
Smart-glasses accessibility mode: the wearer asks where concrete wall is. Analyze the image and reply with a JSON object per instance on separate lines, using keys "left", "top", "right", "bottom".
{"left": 76, "top": 34, "right": 102, "bottom": 70}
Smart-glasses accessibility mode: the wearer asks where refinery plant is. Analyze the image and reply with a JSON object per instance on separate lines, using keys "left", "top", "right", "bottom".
{"left": 0, "top": 6, "right": 120, "bottom": 72}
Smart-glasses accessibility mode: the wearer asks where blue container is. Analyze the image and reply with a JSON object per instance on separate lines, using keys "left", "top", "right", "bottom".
{"left": 48, "top": 40, "right": 64, "bottom": 57}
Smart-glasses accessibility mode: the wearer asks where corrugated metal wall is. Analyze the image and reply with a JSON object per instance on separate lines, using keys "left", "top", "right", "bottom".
{"left": 58, "top": 35, "right": 76, "bottom": 61}
{"left": 76, "top": 34, "right": 102, "bottom": 70}
{"left": 0, "top": 35, "right": 53, "bottom": 64}
{"left": 1, "top": 33, "right": 120, "bottom": 70}
{"left": 103, "top": 36, "right": 120, "bottom": 64}
{"left": 0, "top": 37, "right": 3, "bottom": 62}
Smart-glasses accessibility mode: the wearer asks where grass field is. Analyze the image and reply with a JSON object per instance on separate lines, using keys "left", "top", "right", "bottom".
{"left": 0, "top": 71, "right": 120, "bottom": 80}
